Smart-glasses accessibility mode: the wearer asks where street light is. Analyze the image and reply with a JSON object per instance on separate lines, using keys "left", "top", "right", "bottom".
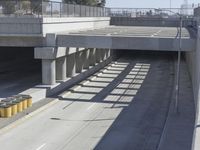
{"left": 155, "top": 8, "right": 182, "bottom": 114}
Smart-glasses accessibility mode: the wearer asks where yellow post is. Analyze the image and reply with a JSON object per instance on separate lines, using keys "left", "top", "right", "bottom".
{"left": 11, "top": 103, "right": 18, "bottom": 116}
{"left": 0, "top": 107, "right": 3, "bottom": 117}
{"left": 1, "top": 105, "right": 12, "bottom": 118}
{"left": 27, "top": 98, "right": 32, "bottom": 107}
{"left": 4, "top": 106, "right": 12, "bottom": 118}
{"left": 17, "top": 102, "right": 23, "bottom": 112}
{"left": 22, "top": 99, "right": 28, "bottom": 110}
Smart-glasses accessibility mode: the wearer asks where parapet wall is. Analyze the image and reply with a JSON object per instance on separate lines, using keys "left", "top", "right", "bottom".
{"left": 0, "top": 17, "right": 110, "bottom": 35}
{"left": 185, "top": 7, "right": 200, "bottom": 150}
{"left": 111, "top": 17, "right": 195, "bottom": 27}
{"left": 42, "top": 17, "right": 110, "bottom": 35}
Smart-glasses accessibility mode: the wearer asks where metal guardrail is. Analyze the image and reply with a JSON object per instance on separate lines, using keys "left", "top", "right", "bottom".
{"left": 0, "top": 0, "right": 197, "bottom": 18}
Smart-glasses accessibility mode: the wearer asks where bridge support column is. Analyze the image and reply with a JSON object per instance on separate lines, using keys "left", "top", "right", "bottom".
{"left": 96, "top": 49, "right": 101, "bottom": 63}
{"left": 42, "top": 59, "right": 56, "bottom": 85}
{"left": 89, "top": 48, "right": 96, "bottom": 66}
{"left": 56, "top": 56, "right": 67, "bottom": 81}
{"left": 101, "top": 49, "right": 107, "bottom": 61}
{"left": 106, "top": 49, "right": 111, "bottom": 58}
{"left": 67, "top": 53, "right": 76, "bottom": 77}
{"left": 76, "top": 51, "right": 84, "bottom": 73}
{"left": 83, "top": 49, "right": 90, "bottom": 69}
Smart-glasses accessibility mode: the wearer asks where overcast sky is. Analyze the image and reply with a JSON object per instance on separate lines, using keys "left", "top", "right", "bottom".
{"left": 106, "top": 0, "right": 200, "bottom": 8}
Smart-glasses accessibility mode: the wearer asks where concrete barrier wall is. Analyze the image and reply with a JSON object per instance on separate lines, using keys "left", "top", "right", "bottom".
{"left": 111, "top": 17, "right": 194, "bottom": 27}
{"left": 42, "top": 17, "right": 110, "bottom": 35}
{"left": 0, "top": 18, "right": 42, "bottom": 34}
{"left": 185, "top": 21, "right": 200, "bottom": 150}
{"left": 0, "top": 17, "right": 110, "bottom": 35}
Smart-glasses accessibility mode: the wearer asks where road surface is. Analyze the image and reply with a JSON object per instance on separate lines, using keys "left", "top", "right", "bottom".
{"left": 0, "top": 52, "right": 195, "bottom": 150}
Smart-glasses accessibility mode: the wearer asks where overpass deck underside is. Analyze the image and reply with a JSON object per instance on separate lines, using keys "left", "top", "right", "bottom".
{"left": 57, "top": 26, "right": 196, "bottom": 51}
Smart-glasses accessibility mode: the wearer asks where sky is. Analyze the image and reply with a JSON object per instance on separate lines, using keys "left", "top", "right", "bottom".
{"left": 106, "top": 0, "right": 200, "bottom": 8}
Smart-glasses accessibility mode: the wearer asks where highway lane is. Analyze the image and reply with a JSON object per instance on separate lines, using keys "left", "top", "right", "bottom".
{"left": 0, "top": 52, "right": 195, "bottom": 150}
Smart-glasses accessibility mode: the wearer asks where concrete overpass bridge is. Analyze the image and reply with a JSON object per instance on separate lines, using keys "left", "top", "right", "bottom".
{"left": 0, "top": 1, "right": 199, "bottom": 150}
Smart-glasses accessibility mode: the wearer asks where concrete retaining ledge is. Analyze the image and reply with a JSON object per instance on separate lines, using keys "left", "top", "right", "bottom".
{"left": 20, "top": 57, "right": 112, "bottom": 103}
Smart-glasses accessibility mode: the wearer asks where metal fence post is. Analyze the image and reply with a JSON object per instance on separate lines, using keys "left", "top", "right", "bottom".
{"left": 50, "top": 1, "right": 53, "bottom": 17}
{"left": 60, "top": 2, "right": 62, "bottom": 17}
{"left": 74, "top": 4, "right": 75, "bottom": 17}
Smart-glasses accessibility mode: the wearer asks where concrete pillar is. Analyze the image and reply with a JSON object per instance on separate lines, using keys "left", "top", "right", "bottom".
{"left": 107, "top": 49, "right": 111, "bottom": 58}
{"left": 56, "top": 56, "right": 67, "bottom": 81}
{"left": 67, "top": 53, "right": 76, "bottom": 77}
{"left": 83, "top": 49, "right": 90, "bottom": 69}
{"left": 101, "top": 49, "right": 107, "bottom": 61}
{"left": 89, "top": 48, "right": 96, "bottom": 66}
{"left": 96, "top": 49, "right": 101, "bottom": 63}
{"left": 76, "top": 51, "right": 84, "bottom": 73}
{"left": 42, "top": 59, "right": 56, "bottom": 85}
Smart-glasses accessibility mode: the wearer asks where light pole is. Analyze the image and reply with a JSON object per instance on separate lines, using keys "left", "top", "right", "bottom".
{"left": 155, "top": 9, "right": 182, "bottom": 114}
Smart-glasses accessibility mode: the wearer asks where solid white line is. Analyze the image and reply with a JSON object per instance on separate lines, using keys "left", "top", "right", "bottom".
{"left": 87, "top": 103, "right": 96, "bottom": 111}
{"left": 36, "top": 143, "right": 46, "bottom": 150}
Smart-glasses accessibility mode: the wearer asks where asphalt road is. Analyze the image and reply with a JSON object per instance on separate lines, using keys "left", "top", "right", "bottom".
{"left": 67, "top": 26, "right": 191, "bottom": 38}
{"left": 0, "top": 52, "right": 195, "bottom": 150}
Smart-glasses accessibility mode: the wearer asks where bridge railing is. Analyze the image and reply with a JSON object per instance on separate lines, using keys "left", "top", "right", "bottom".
{"left": 0, "top": 0, "right": 196, "bottom": 18}
{"left": 0, "top": 0, "right": 110, "bottom": 18}
{"left": 109, "top": 8, "right": 195, "bottom": 18}
{"left": 42, "top": 1, "right": 110, "bottom": 17}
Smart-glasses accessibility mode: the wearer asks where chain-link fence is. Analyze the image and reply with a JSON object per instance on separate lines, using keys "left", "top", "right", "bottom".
{"left": 42, "top": 1, "right": 110, "bottom": 17}
{"left": 0, "top": 0, "right": 110, "bottom": 17}
{"left": 109, "top": 8, "right": 195, "bottom": 18}
{"left": 0, "top": 0, "right": 197, "bottom": 18}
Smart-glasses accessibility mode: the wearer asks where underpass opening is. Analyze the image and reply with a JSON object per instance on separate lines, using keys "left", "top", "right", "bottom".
{"left": 58, "top": 50, "right": 195, "bottom": 150}
{"left": 0, "top": 47, "right": 41, "bottom": 99}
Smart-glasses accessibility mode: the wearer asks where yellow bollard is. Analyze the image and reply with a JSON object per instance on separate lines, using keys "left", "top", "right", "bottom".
{"left": 20, "top": 95, "right": 32, "bottom": 108}
{"left": 11, "top": 103, "right": 18, "bottom": 116}
{"left": 17, "top": 101, "right": 23, "bottom": 112}
{"left": 0, "top": 104, "right": 4, "bottom": 117}
{"left": 22, "top": 99, "right": 28, "bottom": 110}
{"left": 14, "top": 95, "right": 24, "bottom": 112}
{"left": 27, "top": 98, "right": 32, "bottom": 107}
{"left": 1, "top": 105, "right": 12, "bottom": 118}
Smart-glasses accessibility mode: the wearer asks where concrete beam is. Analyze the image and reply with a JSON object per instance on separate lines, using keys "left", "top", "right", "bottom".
{"left": 0, "top": 35, "right": 44, "bottom": 47}
{"left": 34, "top": 47, "right": 67, "bottom": 59}
{"left": 57, "top": 35, "right": 196, "bottom": 51}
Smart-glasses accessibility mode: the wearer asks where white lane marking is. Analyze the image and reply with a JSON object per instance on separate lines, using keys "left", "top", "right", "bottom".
{"left": 151, "top": 30, "right": 162, "bottom": 37}
{"left": 36, "top": 143, "right": 46, "bottom": 150}
{"left": 87, "top": 103, "right": 96, "bottom": 111}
